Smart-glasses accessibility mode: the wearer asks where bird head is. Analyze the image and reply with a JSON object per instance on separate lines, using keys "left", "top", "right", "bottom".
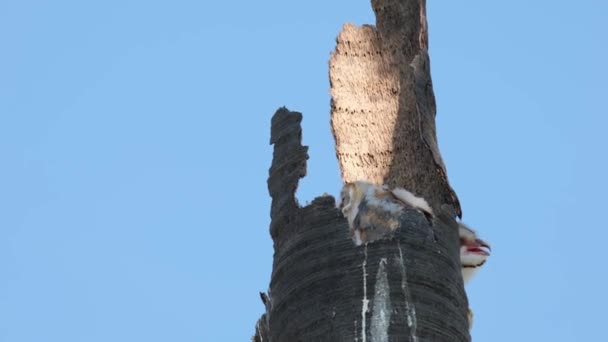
{"left": 338, "top": 183, "right": 353, "bottom": 212}
{"left": 459, "top": 223, "right": 491, "bottom": 275}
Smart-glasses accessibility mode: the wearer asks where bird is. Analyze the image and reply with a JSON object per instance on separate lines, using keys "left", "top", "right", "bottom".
{"left": 338, "top": 181, "right": 434, "bottom": 245}
{"left": 458, "top": 222, "right": 491, "bottom": 284}
{"left": 458, "top": 222, "right": 491, "bottom": 330}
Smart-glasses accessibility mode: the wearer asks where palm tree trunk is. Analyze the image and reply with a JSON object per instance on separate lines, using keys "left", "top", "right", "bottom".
{"left": 254, "top": 1, "right": 469, "bottom": 341}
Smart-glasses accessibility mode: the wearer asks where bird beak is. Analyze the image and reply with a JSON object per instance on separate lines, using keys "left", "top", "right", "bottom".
{"left": 471, "top": 238, "right": 491, "bottom": 256}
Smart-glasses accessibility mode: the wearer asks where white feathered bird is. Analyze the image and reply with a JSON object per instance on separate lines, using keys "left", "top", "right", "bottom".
{"left": 458, "top": 222, "right": 491, "bottom": 329}
{"left": 458, "top": 222, "right": 491, "bottom": 284}
{"left": 338, "top": 181, "right": 433, "bottom": 245}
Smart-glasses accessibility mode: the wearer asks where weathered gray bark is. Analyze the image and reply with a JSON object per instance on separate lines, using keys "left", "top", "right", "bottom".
{"left": 253, "top": 1, "right": 469, "bottom": 341}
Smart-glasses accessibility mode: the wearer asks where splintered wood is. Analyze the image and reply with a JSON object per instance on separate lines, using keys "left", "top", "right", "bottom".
{"left": 329, "top": 14, "right": 461, "bottom": 216}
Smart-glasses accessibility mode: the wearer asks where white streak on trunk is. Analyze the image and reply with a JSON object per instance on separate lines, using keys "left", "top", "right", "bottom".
{"left": 370, "top": 258, "right": 391, "bottom": 342}
{"left": 361, "top": 244, "right": 369, "bottom": 342}
{"left": 397, "top": 242, "right": 418, "bottom": 342}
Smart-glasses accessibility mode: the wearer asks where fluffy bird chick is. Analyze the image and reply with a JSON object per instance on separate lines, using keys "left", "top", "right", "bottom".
{"left": 458, "top": 223, "right": 491, "bottom": 330}
{"left": 459, "top": 222, "right": 491, "bottom": 284}
{"left": 338, "top": 181, "right": 434, "bottom": 245}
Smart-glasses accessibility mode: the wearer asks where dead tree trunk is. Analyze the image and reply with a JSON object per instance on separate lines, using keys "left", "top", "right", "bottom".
{"left": 254, "top": 1, "right": 469, "bottom": 341}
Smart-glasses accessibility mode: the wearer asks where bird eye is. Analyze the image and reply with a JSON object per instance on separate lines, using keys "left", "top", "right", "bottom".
{"left": 339, "top": 195, "right": 347, "bottom": 208}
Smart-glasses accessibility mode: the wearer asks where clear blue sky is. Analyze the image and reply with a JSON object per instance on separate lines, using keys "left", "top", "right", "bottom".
{"left": 1, "top": 1, "right": 606, "bottom": 341}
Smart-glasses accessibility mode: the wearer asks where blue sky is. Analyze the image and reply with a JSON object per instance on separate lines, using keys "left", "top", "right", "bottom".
{"left": 1, "top": 0, "right": 607, "bottom": 341}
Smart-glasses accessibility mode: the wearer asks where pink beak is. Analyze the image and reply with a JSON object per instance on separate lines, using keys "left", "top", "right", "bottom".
{"left": 467, "top": 239, "right": 491, "bottom": 256}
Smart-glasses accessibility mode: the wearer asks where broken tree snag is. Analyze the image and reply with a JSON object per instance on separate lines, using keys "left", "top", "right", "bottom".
{"left": 255, "top": 0, "right": 472, "bottom": 340}
{"left": 254, "top": 108, "right": 469, "bottom": 341}
{"left": 330, "top": 0, "right": 460, "bottom": 216}
{"left": 267, "top": 107, "right": 309, "bottom": 240}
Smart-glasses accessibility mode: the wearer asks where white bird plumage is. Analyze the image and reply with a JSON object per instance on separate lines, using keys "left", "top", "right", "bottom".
{"left": 338, "top": 181, "right": 433, "bottom": 245}
{"left": 458, "top": 222, "right": 491, "bottom": 284}
{"left": 458, "top": 222, "right": 491, "bottom": 329}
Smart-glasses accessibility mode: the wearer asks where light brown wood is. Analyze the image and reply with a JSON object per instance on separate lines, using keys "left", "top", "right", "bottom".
{"left": 330, "top": 0, "right": 461, "bottom": 216}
